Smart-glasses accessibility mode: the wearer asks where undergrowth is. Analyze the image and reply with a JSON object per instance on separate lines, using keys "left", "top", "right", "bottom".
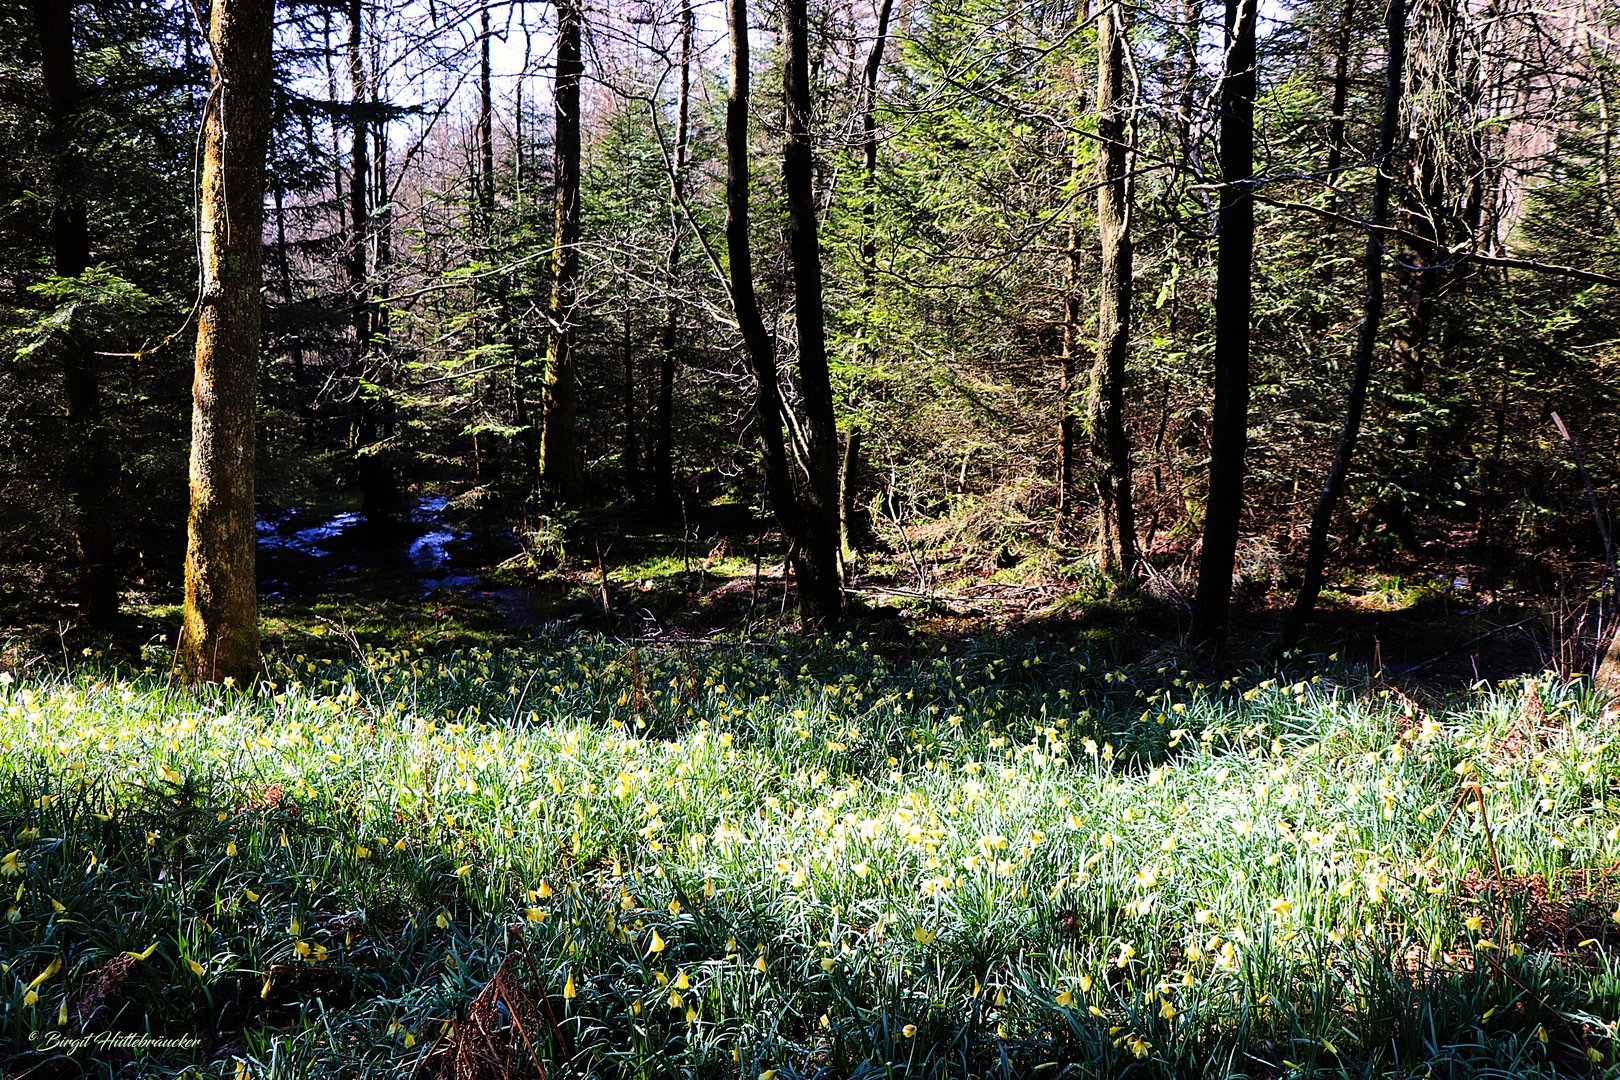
{"left": 1, "top": 632, "right": 1618, "bottom": 1077}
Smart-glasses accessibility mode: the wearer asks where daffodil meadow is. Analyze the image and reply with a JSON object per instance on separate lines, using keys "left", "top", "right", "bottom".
{"left": 3, "top": 635, "right": 1620, "bottom": 1077}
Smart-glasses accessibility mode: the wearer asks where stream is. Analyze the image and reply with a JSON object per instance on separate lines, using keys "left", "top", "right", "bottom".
{"left": 256, "top": 495, "right": 545, "bottom": 625}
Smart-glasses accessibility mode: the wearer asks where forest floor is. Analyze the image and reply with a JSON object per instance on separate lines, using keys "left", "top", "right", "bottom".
{"left": 2, "top": 634, "right": 1619, "bottom": 1078}
{"left": 3, "top": 491, "right": 1615, "bottom": 1078}
{"left": 250, "top": 491, "right": 1581, "bottom": 687}
{"left": 2, "top": 488, "right": 1576, "bottom": 695}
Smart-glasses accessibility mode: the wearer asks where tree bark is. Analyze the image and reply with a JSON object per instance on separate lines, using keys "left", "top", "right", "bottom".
{"left": 727, "top": 0, "right": 793, "bottom": 523}
{"left": 1189, "top": 0, "right": 1257, "bottom": 648}
{"left": 272, "top": 172, "right": 307, "bottom": 395}
{"left": 621, "top": 279, "right": 640, "bottom": 494}
{"left": 1056, "top": 29, "right": 1087, "bottom": 531}
{"left": 859, "top": 0, "right": 896, "bottom": 284}
{"left": 1323, "top": 0, "right": 1357, "bottom": 176}
{"left": 1280, "top": 0, "right": 1405, "bottom": 649}
{"left": 653, "top": 0, "right": 694, "bottom": 511}
{"left": 540, "top": 0, "right": 584, "bottom": 501}
{"left": 725, "top": 0, "right": 843, "bottom": 621}
{"left": 347, "top": 0, "right": 395, "bottom": 519}
{"left": 180, "top": 0, "right": 273, "bottom": 685}
{"left": 371, "top": 76, "right": 396, "bottom": 490}
{"left": 1089, "top": 0, "right": 1139, "bottom": 582}
{"left": 1177, "top": 0, "right": 1202, "bottom": 154}
{"left": 1055, "top": 148, "right": 1083, "bottom": 527}
{"left": 782, "top": 0, "right": 846, "bottom": 620}
{"left": 479, "top": 0, "right": 495, "bottom": 223}
{"left": 1380, "top": 0, "right": 1468, "bottom": 543}
{"left": 840, "top": 426, "right": 863, "bottom": 570}
{"left": 32, "top": 0, "right": 118, "bottom": 627}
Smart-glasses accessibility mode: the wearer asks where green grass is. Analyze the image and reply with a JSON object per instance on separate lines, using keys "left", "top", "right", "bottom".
{"left": 2, "top": 634, "right": 1618, "bottom": 1077}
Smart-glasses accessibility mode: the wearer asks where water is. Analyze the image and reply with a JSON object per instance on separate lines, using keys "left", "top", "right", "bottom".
{"left": 256, "top": 495, "right": 530, "bottom": 617}
{"left": 256, "top": 510, "right": 365, "bottom": 557}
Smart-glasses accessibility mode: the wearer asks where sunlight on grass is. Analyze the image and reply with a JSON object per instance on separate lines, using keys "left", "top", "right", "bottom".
{"left": 2, "top": 636, "right": 1618, "bottom": 1076}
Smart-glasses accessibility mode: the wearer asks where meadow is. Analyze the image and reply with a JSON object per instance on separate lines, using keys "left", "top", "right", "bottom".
{"left": 2, "top": 632, "right": 1618, "bottom": 1078}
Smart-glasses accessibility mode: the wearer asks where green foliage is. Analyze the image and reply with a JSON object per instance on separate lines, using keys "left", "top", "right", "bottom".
{"left": 0, "top": 0, "right": 198, "bottom": 620}
{"left": 11, "top": 265, "right": 157, "bottom": 361}
{"left": 2, "top": 643, "right": 1619, "bottom": 1076}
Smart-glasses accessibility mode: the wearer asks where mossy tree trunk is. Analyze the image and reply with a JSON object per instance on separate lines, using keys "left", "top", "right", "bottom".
{"left": 179, "top": 0, "right": 273, "bottom": 685}
{"left": 1090, "top": 0, "right": 1140, "bottom": 582}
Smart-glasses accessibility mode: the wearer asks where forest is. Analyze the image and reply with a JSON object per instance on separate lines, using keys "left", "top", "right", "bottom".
{"left": 3, "top": 0, "right": 1620, "bottom": 1073}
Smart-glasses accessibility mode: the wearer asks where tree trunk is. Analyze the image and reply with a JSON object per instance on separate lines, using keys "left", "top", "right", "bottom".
{"left": 180, "top": 0, "right": 273, "bottom": 685}
{"left": 540, "top": 0, "right": 584, "bottom": 501}
{"left": 724, "top": 0, "right": 814, "bottom": 612}
{"left": 840, "top": 426, "right": 863, "bottom": 570}
{"left": 1386, "top": 0, "right": 1476, "bottom": 532}
{"left": 1055, "top": 155, "right": 1083, "bottom": 528}
{"left": 621, "top": 281, "right": 640, "bottom": 495}
{"left": 1280, "top": 0, "right": 1405, "bottom": 650}
{"left": 1189, "top": 0, "right": 1256, "bottom": 648}
{"left": 32, "top": 0, "right": 118, "bottom": 628}
{"left": 1090, "top": 0, "right": 1139, "bottom": 582}
{"left": 324, "top": 11, "right": 343, "bottom": 215}
{"left": 1055, "top": 0, "right": 1089, "bottom": 532}
{"left": 653, "top": 0, "right": 693, "bottom": 512}
{"left": 1177, "top": 0, "right": 1202, "bottom": 155}
{"left": 860, "top": 0, "right": 896, "bottom": 284}
{"left": 371, "top": 82, "right": 397, "bottom": 488}
{"left": 1324, "top": 0, "right": 1357, "bottom": 176}
{"left": 479, "top": 0, "right": 495, "bottom": 223}
{"left": 272, "top": 173, "right": 307, "bottom": 397}
{"left": 782, "top": 0, "right": 846, "bottom": 620}
{"left": 347, "top": 0, "right": 394, "bottom": 519}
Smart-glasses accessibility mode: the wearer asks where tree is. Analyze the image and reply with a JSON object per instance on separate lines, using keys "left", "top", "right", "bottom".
{"left": 1056, "top": 75, "right": 1086, "bottom": 529}
{"left": 180, "top": 0, "right": 274, "bottom": 685}
{"left": 723, "top": 0, "right": 844, "bottom": 622}
{"left": 1090, "top": 0, "right": 1139, "bottom": 581}
{"left": 725, "top": 0, "right": 793, "bottom": 577}
{"left": 1190, "top": 0, "right": 1257, "bottom": 646}
{"left": 540, "top": 0, "right": 585, "bottom": 502}
{"left": 347, "top": 0, "right": 396, "bottom": 519}
{"left": 30, "top": 0, "right": 117, "bottom": 626}
{"left": 859, "top": 0, "right": 897, "bottom": 284}
{"left": 1322, "top": 0, "right": 1359, "bottom": 176}
{"left": 1280, "top": 0, "right": 1405, "bottom": 648}
{"left": 651, "top": 0, "right": 694, "bottom": 512}
{"left": 781, "top": 0, "right": 846, "bottom": 618}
